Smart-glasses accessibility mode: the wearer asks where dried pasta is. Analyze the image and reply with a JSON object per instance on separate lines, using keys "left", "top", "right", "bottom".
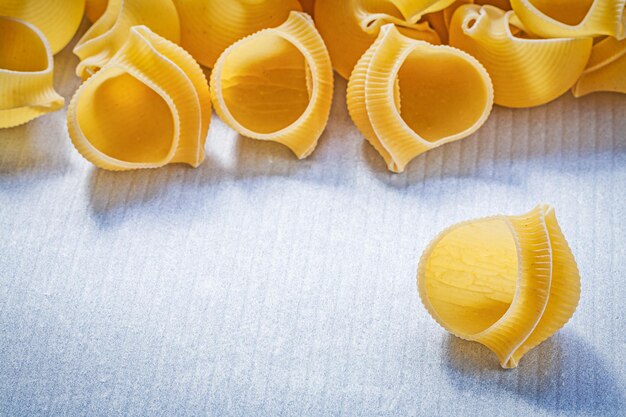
{"left": 449, "top": 5, "right": 593, "bottom": 108}
{"left": 347, "top": 24, "right": 493, "bottom": 173}
{"left": 573, "top": 36, "right": 626, "bottom": 96}
{"left": 0, "top": 0, "right": 85, "bottom": 54}
{"left": 0, "top": 16, "right": 64, "bottom": 129}
{"left": 74, "top": 0, "right": 180, "bottom": 79}
{"left": 67, "top": 26, "right": 210, "bottom": 170}
{"left": 173, "top": 0, "right": 302, "bottom": 68}
{"left": 85, "top": 0, "right": 108, "bottom": 22}
{"left": 417, "top": 205, "right": 580, "bottom": 368}
{"left": 210, "top": 12, "right": 334, "bottom": 159}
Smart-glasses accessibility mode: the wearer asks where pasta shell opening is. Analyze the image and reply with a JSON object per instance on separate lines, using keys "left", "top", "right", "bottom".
{"left": 0, "top": 0, "right": 85, "bottom": 54}
{"left": 173, "top": 0, "right": 302, "bottom": 68}
{"left": 85, "top": 0, "right": 109, "bottom": 22}
{"left": 0, "top": 17, "right": 64, "bottom": 129}
{"left": 347, "top": 24, "right": 493, "bottom": 173}
{"left": 211, "top": 11, "right": 334, "bottom": 159}
{"left": 417, "top": 205, "right": 581, "bottom": 368}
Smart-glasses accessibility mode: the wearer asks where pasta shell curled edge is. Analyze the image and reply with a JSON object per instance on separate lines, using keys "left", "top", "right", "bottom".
{"left": 210, "top": 11, "right": 334, "bottom": 159}
{"left": 572, "top": 36, "right": 626, "bottom": 97}
{"left": 449, "top": 5, "right": 593, "bottom": 108}
{"left": 417, "top": 205, "right": 581, "bottom": 368}
{"left": 0, "top": 16, "right": 64, "bottom": 129}
{"left": 67, "top": 26, "right": 211, "bottom": 171}
{"left": 74, "top": 0, "right": 180, "bottom": 80}
{"left": 347, "top": 24, "right": 494, "bottom": 173}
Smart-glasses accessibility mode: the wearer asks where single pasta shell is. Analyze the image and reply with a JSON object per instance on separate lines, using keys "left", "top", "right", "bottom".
{"left": 67, "top": 26, "right": 210, "bottom": 171}
{"left": 315, "top": 0, "right": 443, "bottom": 79}
{"left": 572, "top": 36, "right": 626, "bottom": 96}
{"left": 299, "top": 0, "right": 315, "bottom": 16}
{"left": 417, "top": 205, "right": 581, "bottom": 369}
{"left": 511, "top": 0, "right": 626, "bottom": 40}
{"left": 173, "top": 0, "right": 302, "bottom": 69}
{"left": 85, "top": 0, "right": 108, "bottom": 22}
{"left": 449, "top": 5, "right": 593, "bottom": 108}
{"left": 210, "top": 11, "right": 334, "bottom": 159}
{"left": 73, "top": 0, "right": 180, "bottom": 80}
{"left": 347, "top": 24, "right": 493, "bottom": 173}
{"left": 0, "top": 17, "right": 64, "bottom": 129}
{"left": 0, "top": 0, "right": 85, "bottom": 54}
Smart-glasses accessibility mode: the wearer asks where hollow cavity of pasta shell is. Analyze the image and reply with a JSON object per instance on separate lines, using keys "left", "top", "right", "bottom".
{"left": 74, "top": 0, "right": 180, "bottom": 79}
{"left": 315, "top": 0, "right": 443, "bottom": 79}
{"left": 210, "top": 11, "right": 334, "bottom": 159}
{"left": 67, "top": 26, "right": 210, "bottom": 171}
{"left": 449, "top": 5, "right": 593, "bottom": 108}
{"left": 85, "top": 0, "right": 109, "bottom": 22}
{"left": 173, "top": 0, "right": 302, "bottom": 69}
{"left": 347, "top": 24, "right": 493, "bottom": 173}
{"left": 417, "top": 205, "right": 581, "bottom": 369}
{"left": 0, "top": 0, "right": 85, "bottom": 54}
{"left": 0, "top": 17, "right": 64, "bottom": 129}
{"left": 573, "top": 36, "right": 626, "bottom": 97}
{"left": 511, "top": 0, "right": 626, "bottom": 40}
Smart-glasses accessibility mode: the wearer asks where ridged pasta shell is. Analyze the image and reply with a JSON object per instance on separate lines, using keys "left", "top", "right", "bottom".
{"left": 0, "top": 17, "right": 64, "bottom": 129}
{"left": 315, "top": 0, "right": 444, "bottom": 79}
{"left": 67, "top": 26, "right": 210, "bottom": 171}
{"left": 511, "top": 0, "right": 626, "bottom": 39}
{"left": 0, "top": 0, "right": 85, "bottom": 54}
{"left": 572, "top": 36, "right": 626, "bottom": 96}
{"left": 347, "top": 24, "right": 493, "bottom": 173}
{"left": 85, "top": 0, "right": 108, "bottom": 22}
{"left": 173, "top": 0, "right": 302, "bottom": 69}
{"left": 449, "top": 5, "right": 593, "bottom": 108}
{"left": 417, "top": 205, "right": 581, "bottom": 369}
{"left": 74, "top": 0, "right": 180, "bottom": 80}
{"left": 210, "top": 12, "right": 334, "bottom": 159}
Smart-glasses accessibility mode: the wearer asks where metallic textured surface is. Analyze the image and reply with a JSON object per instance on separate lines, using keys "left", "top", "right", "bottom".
{"left": 1, "top": 26, "right": 625, "bottom": 416}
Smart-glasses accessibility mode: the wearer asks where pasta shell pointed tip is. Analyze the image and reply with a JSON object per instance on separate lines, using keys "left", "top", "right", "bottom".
{"left": 417, "top": 204, "right": 581, "bottom": 368}
{"left": 67, "top": 26, "right": 210, "bottom": 171}
{"left": 210, "top": 11, "right": 334, "bottom": 159}
{"left": 0, "top": 17, "right": 64, "bottom": 129}
{"left": 348, "top": 24, "right": 493, "bottom": 173}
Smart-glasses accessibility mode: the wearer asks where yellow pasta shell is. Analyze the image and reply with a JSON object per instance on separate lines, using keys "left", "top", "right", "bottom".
{"left": 573, "top": 36, "right": 626, "bottom": 96}
{"left": 347, "top": 24, "right": 493, "bottom": 173}
{"left": 315, "top": 0, "right": 444, "bottom": 79}
{"left": 299, "top": 0, "right": 315, "bottom": 16}
{"left": 74, "top": 0, "right": 180, "bottom": 80}
{"left": 67, "top": 26, "right": 210, "bottom": 171}
{"left": 0, "top": 0, "right": 85, "bottom": 54}
{"left": 449, "top": 5, "right": 593, "bottom": 108}
{"left": 0, "top": 17, "right": 64, "bottom": 129}
{"left": 210, "top": 11, "right": 334, "bottom": 159}
{"left": 85, "top": 0, "right": 108, "bottom": 22}
{"left": 417, "top": 205, "right": 581, "bottom": 368}
{"left": 173, "top": 0, "right": 302, "bottom": 69}
{"left": 511, "top": 0, "right": 626, "bottom": 39}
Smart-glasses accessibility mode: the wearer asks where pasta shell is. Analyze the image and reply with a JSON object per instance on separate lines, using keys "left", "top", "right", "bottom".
{"left": 511, "top": 0, "right": 626, "bottom": 39}
{"left": 299, "top": 0, "right": 315, "bottom": 16}
{"left": 210, "top": 12, "right": 334, "bottom": 159}
{"left": 449, "top": 5, "right": 593, "bottom": 108}
{"left": 417, "top": 205, "right": 580, "bottom": 369}
{"left": 572, "top": 36, "right": 626, "bottom": 96}
{"left": 74, "top": 0, "right": 180, "bottom": 79}
{"left": 173, "top": 0, "right": 302, "bottom": 69}
{"left": 0, "top": 0, "right": 85, "bottom": 54}
{"left": 85, "top": 0, "right": 108, "bottom": 22}
{"left": 0, "top": 17, "right": 64, "bottom": 129}
{"left": 67, "top": 26, "right": 210, "bottom": 171}
{"left": 314, "top": 0, "right": 443, "bottom": 79}
{"left": 347, "top": 24, "right": 493, "bottom": 173}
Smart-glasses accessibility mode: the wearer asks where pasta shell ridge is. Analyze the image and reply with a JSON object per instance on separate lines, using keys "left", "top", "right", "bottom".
{"left": 572, "top": 36, "right": 626, "bottom": 96}
{"left": 210, "top": 11, "right": 334, "bottom": 159}
{"left": 0, "top": 16, "right": 64, "bottom": 129}
{"left": 74, "top": 0, "right": 180, "bottom": 79}
{"left": 347, "top": 24, "right": 493, "bottom": 173}
{"left": 417, "top": 205, "right": 581, "bottom": 368}
{"left": 0, "top": 0, "right": 85, "bottom": 54}
{"left": 449, "top": 4, "right": 593, "bottom": 108}
{"left": 67, "top": 26, "right": 210, "bottom": 171}
{"left": 173, "top": 0, "right": 302, "bottom": 68}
